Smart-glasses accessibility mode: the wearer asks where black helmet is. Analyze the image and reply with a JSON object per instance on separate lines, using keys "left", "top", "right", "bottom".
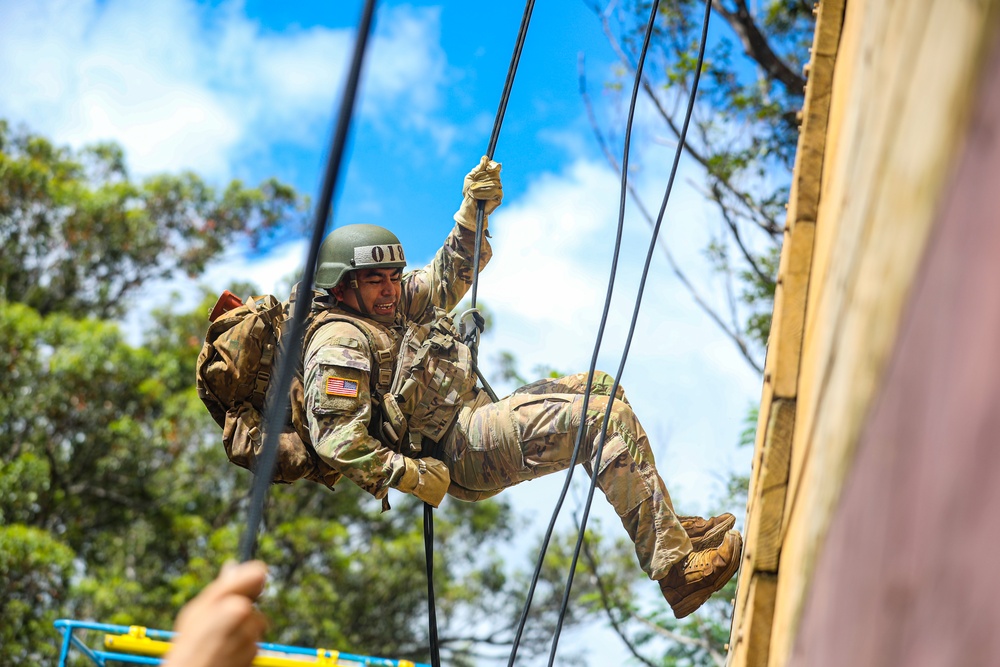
{"left": 314, "top": 224, "right": 406, "bottom": 289}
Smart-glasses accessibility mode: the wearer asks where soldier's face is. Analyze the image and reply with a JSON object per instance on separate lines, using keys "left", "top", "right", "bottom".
{"left": 335, "top": 268, "right": 402, "bottom": 316}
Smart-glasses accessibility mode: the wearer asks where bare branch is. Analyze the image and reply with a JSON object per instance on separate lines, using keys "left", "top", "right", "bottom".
{"left": 579, "top": 537, "right": 660, "bottom": 667}
{"left": 704, "top": 182, "right": 775, "bottom": 287}
{"left": 596, "top": 8, "right": 783, "bottom": 238}
{"left": 579, "top": 60, "right": 764, "bottom": 374}
{"left": 579, "top": 534, "right": 726, "bottom": 667}
{"left": 632, "top": 614, "right": 727, "bottom": 667}
{"left": 712, "top": 0, "right": 806, "bottom": 96}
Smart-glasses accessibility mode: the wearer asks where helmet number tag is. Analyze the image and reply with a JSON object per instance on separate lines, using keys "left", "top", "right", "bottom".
{"left": 354, "top": 244, "right": 405, "bottom": 267}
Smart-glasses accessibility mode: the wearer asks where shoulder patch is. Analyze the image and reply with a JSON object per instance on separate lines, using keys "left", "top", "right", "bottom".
{"left": 325, "top": 375, "right": 359, "bottom": 398}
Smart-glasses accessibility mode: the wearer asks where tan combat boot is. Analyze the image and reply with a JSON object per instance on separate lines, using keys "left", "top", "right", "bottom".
{"left": 678, "top": 513, "right": 736, "bottom": 551}
{"left": 659, "top": 529, "right": 743, "bottom": 619}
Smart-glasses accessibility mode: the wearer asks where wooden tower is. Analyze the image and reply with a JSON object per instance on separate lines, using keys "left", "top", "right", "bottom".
{"left": 729, "top": 1, "right": 1000, "bottom": 665}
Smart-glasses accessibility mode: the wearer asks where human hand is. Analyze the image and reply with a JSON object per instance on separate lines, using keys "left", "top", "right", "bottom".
{"left": 163, "top": 561, "right": 269, "bottom": 667}
{"left": 454, "top": 156, "right": 503, "bottom": 230}
{"left": 396, "top": 457, "right": 451, "bottom": 507}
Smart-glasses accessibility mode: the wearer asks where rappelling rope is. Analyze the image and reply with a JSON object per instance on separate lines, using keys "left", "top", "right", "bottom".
{"left": 502, "top": 0, "right": 663, "bottom": 661}
{"left": 425, "top": 4, "right": 539, "bottom": 666}
{"left": 544, "top": 2, "right": 713, "bottom": 664}
{"left": 464, "top": 0, "right": 538, "bottom": 405}
{"left": 499, "top": 1, "right": 714, "bottom": 665}
{"left": 239, "top": 0, "right": 378, "bottom": 561}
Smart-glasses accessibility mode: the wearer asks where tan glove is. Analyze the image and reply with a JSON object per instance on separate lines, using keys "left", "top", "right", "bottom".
{"left": 453, "top": 155, "right": 503, "bottom": 231}
{"left": 395, "top": 457, "right": 451, "bottom": 507}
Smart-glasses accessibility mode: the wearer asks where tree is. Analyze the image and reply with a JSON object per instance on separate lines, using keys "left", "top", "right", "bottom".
{"left": 582, "top": 0, "right": 814, "bottom": 373}
{"left": 0, "top": 124, "right": 552, "bottom": 667}
{"left": 0, "top": 120, "right": 302, "bottom": 320}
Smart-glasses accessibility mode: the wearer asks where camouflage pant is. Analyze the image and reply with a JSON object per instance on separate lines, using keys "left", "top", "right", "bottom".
{"left": 440, "top": 372, "right": 692, "bottom": 581}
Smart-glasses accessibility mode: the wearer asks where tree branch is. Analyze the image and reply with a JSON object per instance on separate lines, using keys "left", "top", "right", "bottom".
{"left": 633, "top": 614, "right": 727, "bottom": 667}
{"left": 705, "top": 182, "right": 775, "bottom": 287}
{"left": 712, "top": 0, "right": 806, "bottom": 96}
{"left": 579, "top": 62, "right": 764, "bottom": 374}
{"left": 596, "top": 8, "right": 784, "bottom": 238}
{"left": 579, "top": 536, "right": 661, "bottom": 667}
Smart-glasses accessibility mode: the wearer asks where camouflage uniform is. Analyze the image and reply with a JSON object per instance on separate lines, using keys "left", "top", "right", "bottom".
{"left": 304, "top": 223, "right": 692, "bottom": 580}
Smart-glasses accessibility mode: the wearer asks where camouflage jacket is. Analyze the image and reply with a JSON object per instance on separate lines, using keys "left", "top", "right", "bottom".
{"left": 302, "top": 223, "right": 491, "bottom": 500}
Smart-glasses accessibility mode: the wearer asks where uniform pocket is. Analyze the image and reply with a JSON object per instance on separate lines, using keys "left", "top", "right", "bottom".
{"left": 595, "top": 436, "right": 653, "bottom": 515}
{"left": 512, "top": 395, "right": 574, "bottom": 442}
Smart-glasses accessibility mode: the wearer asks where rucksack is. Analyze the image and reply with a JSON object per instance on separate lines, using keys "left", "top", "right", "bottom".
{"left": 196, "top": 290, "right": 338, "bottom": 489}
{"left": 196, "top": 288, "right": 403, "bottom": 491}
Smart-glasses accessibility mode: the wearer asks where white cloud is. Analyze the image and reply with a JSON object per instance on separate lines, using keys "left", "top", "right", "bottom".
{"left": 0, "top": 0, "right": 451, "bottom": 178}
{"left": 484, "top": 159, "right": 620, "bottom": 327}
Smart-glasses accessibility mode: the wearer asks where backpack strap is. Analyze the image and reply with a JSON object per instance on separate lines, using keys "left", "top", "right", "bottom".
{"left": 244, "top": 295, "right": 283, "bottom": 408}
{"left": 305, "top": 310, "right": 395, "bottom": 396}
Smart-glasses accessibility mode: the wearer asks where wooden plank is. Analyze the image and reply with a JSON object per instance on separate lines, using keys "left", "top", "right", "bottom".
{"left": 730, "top": 398, "right": 792, "bottom": 659}
{"left": 787, "top": 0, "right": 918, "bottom": 531}
{"left": 729, "top": 1, "right": 846, "bottom": 665}
{"left": 728, "top": 573, "right": 777, "bottom": 667}
{"left": 770, "top": 0, "right": 999, "bottom": 664}
{"left": 747, "top": 399, "right": 795, "bottom": 572}
{"left": 771, "top": 222, "right": 815, "bottom": 399}
{"left": 787, "top": 24, "right": 1000, "bottom": 665}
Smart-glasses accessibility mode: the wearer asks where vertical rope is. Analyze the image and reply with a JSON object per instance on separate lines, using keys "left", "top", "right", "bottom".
{"left": 505, "top": 0, "right": 668, "bottom": 662}
{"left": 545, "top": 2, "right": 713, "bottom": 664}
{"left": 467, "top": 0, "right": 538, "bottom": 404}
{"left": 239, "top": 0, "right": 378, "bottom": 562}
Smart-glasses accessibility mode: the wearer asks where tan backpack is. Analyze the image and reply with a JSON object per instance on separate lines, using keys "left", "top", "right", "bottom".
{"left": 196, "top": 290, "right": 339, "bottom": 489}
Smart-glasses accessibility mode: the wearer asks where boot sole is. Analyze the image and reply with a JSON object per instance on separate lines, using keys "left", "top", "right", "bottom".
{"left": 671, "top": 531, "right": 744, "bottom": 619}
{"left": 689, "top": 513, "right": 736, "bottom": 551}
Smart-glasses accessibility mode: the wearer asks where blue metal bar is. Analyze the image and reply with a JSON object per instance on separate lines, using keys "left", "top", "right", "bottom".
{"left": 92, "top": 650, "right": 163, "bottom": 665}
{"left": 56, "top": 622, "right": 75, "bottom": 667}
{"left": 55, "top": 619, "right": 176, "bottom": 640}
{"left": 54, "top": 619, "right": 432, "bottom": 667}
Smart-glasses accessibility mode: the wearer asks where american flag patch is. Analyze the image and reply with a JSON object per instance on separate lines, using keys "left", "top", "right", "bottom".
{"left": 326, "top": 376, "right": 359, "bottom": 397}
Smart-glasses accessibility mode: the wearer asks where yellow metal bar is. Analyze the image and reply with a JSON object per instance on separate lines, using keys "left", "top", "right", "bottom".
{"left": 104, "top": 635, "right": 169, "bottom": 658}
{"left": 104, "top": 635, "right": 340, "bottom": 665}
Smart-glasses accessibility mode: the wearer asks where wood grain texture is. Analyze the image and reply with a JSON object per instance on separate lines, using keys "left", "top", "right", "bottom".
{"left": 770, "top": 1, "right": 1000, "bottom": 665}
{"left": 787, "top": 23, "right": 1000, "bottom": 665}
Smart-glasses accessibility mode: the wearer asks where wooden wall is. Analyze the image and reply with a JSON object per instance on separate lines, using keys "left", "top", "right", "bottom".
{"left": 728, "top": 0, "right": 1000, "bottom": 665}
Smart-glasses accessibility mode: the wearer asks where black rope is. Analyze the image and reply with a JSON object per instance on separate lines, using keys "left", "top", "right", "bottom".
{"left": 423, "top": 502, "right": 441, "bottom": 667}
{"left": 545, "top": 2, "right": 713, "bottom": 664}
{"left": 504, "top": 1, "right": 664, "bottom": 663}
{"left": 239, "top": 0, "right": 378, "bottom": 562}
{"left": 468, "top": 0, "right": 537, "bottom": 403}
{"left": 427, "top": 5, "right": 538, "bottom": 663}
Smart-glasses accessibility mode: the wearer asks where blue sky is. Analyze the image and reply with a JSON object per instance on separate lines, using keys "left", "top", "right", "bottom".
{"left": 0, "top": 0, "right": 763, "bottom": 659}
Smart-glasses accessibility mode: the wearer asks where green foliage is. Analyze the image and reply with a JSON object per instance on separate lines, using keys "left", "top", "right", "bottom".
{"left": 0, "top": 292, "right": 528, "bottom": 666}
{"left": 0, "top": 525, "right": 75, "bottom": 665}
{"left": 0, "top": 120, "right": 304, "bottom": 319}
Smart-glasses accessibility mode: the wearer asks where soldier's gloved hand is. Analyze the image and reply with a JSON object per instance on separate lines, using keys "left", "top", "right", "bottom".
{"left": 454, "top": 155, "right": 503, "bottom": 231}
{"left": 396, "top": 457, "right": 451, "bottom": 507}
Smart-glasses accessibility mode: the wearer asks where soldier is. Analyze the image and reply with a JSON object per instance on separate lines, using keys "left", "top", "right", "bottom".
{"left": 301, "top": 157, "right": 742, "bottom": 618}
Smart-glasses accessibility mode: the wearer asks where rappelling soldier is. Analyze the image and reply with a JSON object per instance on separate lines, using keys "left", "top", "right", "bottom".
{"left": 300, "top": 156, "right": 742, "bottom": 618}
